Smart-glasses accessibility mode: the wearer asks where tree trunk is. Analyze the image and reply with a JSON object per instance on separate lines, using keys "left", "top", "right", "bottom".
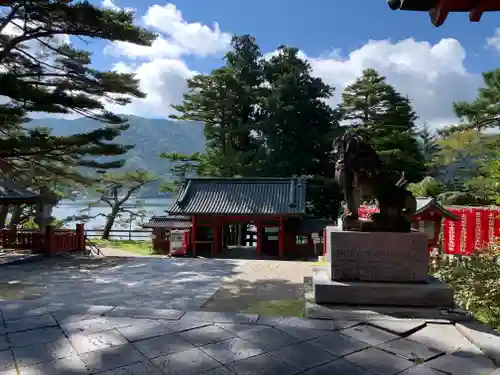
{"left": 8, "top": 205, "right": 23, "bottom": 245}
{"left": 101, "top": 208, "right": 119, "bottom": 240}
{"left": 0, "top": 205, "right": 9, "bottom": 229}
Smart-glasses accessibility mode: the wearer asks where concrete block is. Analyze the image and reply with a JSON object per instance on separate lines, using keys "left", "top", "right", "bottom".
{"left": 313, "top": 267, "right": 454, "bottom": 308}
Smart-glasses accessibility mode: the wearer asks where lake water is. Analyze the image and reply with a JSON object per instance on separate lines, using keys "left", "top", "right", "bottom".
{"left": 53, "top": 198, "right": 172, "bottom": 239}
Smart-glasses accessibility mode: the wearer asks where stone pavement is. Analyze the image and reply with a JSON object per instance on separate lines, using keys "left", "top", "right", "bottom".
{"left": 0, "top": 255, "right": 499, "bottom": 374}
{"left": 0, "top": 300, "right": 499, "bottom": 375}
{"left": 0, "top": 255, "right": 243, "bottom": 310}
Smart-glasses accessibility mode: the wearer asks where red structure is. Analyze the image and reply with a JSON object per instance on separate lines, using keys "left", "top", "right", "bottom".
{"left": 0, "top": 224, "right": 85, "bottom": 256}
{"left": 388, "top": 0, "right": 500, "bottom": 27}
{"left": 442, "top": 206, "right": 500, "bottom": 255}
{"left": 357, "top": 199, "right": 500, "bottom": 254}
{"left": 0, "top": 178, "right": 85, "bottom": 256}
{"left": 357, "top": 198, "right": 460, "bottom": 252}
{"left": 165, "top": 177, "right": 331, "bottom": 258}
{"left": 142, "top": 216, "right": 192, "bottom": 255}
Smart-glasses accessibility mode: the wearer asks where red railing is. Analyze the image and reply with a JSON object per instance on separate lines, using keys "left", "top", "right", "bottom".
{"left": 0, "top": 224, "right": 85, "bottom": 255}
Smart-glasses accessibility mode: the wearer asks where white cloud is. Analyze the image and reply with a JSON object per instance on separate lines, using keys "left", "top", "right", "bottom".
{"left": 307, "top": 38, "right": 481, "bottom": 128}
{"left": 101, "top": 0, "right": 120, "bottom": 10}
{"left": 117, "top": 35, "right": 480, "bottom": 127}
{"left": 486, "top": 27, "right": 500, "bottom": 54}
{"left": 107, "top": 3, "right": 232, "bottom": 60}
{"left": 106, "top": 59, "right": 197, "bottom": 117}
{"left": 2, "top": 2, "right": 480, "bottom": 129}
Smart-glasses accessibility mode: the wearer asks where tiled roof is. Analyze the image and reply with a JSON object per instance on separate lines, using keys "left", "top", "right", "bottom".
{"left": 168, "top": 177, "right": 307, "bottom": 215}
{"left": 0, "top": 179, "right": 40, "bottom": 202}
{"left": 142, "top": 216, "right": 192, "bottom": 229}
{"left": 415, "top": 198, "right": 460, "bottom": 220}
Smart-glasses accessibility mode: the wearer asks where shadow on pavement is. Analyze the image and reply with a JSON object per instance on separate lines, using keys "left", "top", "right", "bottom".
{"left": 0, "top": 255, "right": 498, "bottom": 374}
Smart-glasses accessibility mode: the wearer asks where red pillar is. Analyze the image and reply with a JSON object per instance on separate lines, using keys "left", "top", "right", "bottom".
{"left": 191, "top": 216, "right": 197, "bottom": 257}
{"left": 44, "top": 225, "right": 54, "bottom": 256}
{"left": 430, "top": 0, "right": 450, "bottom": 27}
{"left": 76, "top": 223, "right": 85, "bottom": 251}
{"left": 278, "top": 217, "right": 285, "bottom": 258}
{"left": 256, "top": 222, "right": 263, "bottom": 256}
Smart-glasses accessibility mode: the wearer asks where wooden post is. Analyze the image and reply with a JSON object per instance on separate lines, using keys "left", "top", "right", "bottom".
{"left": 278, "top": 216, "right": 285, "bottom": 258}
{"left": 76, "top": 223, "right": 85, "bottom": 251}
{"left": 191, "top": 216, "right": 197, "bottom": 257}
{"left": 44, "top": 225, "right": 54, "bottom": 256}
{"left": 256, "top": 222, "right": 263, "bottom": 256}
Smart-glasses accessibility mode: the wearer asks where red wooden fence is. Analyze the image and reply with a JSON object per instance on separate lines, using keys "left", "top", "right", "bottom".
{"left": 357, "top": 205, "right": 500, "bottom": 255}
{"left": 0, "top": 224, "right": 85, "bottom": 256}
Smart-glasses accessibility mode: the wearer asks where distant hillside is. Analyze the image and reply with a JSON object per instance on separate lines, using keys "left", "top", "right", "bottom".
{"left": 27, "top": 115, "right": 206, "bottom": 197}
{"left": 436, "top": 133, "right": 499, "bottom": 189}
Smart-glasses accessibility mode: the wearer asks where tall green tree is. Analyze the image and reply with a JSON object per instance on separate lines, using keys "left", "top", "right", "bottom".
{"left": 259, "top": 46, "right": 341, "bottom": 217}
{"left": 338, "top": 68, "right": 426, "bottom": 183}
{"left": 0, "top": 0, "right": 156, "bottom": 185}
{"left": 451, "top": 68, "right": 500, "bottom": 132}
{"left": 260, "top": 46, "right": 336, "bottom": 177}
{"left": 171, "top": 35, "right": 264, "bottom": 177}
{"left": 417, "top": 122, "right": 439, "bottom": 175}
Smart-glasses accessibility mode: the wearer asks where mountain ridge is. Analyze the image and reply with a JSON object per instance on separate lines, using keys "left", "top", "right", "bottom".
{"left": 27, "top": 115, "right": 206, "bottom": 197}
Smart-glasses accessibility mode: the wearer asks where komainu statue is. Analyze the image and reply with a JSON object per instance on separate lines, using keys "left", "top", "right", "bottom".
{"left": 332, "top": 133, "right": 417, "bottom": 232}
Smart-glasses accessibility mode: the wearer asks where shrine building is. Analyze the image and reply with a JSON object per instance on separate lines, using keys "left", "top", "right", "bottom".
{"left": 154, "top": 177, "right": 330, "bottom": 258}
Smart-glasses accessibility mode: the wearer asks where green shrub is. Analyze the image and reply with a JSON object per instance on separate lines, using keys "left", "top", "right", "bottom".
{"left": 431, "top": 238, "right": 500, "bottom": 328}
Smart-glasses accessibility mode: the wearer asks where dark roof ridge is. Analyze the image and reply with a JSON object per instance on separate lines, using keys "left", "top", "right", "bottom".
{"left": 185, "top": 177, "right": 303, "bottom": 181}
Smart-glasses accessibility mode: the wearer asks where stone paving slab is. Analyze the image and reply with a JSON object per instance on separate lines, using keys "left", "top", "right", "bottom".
{"left": 0, "top": 256, "right": 243, "bottom": 313}
{"left": 0, "top": 305, "right": 498, "bottom": 374}
{"left": 0, "top": 258, "right": 499, "bottom": 374}
{"left": 455, "top": 322, "right": 500, "bottom": 366}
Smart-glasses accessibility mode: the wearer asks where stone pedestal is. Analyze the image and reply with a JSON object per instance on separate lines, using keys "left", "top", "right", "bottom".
{"left": 325, "top": 227, "right": 429, "bottom": 282}
{"left": 313, "top": 267, "right": 454, "bottom": 307}
{"left": 314, "top": 226, "right": 454, "bottom": 308}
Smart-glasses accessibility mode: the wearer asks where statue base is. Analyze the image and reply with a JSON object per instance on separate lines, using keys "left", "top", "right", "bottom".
{"left": 315, "top": 226, "right": 454, "bottom": 308}
{"left": 313, "top": 267, "right": 454, "bottom": 308}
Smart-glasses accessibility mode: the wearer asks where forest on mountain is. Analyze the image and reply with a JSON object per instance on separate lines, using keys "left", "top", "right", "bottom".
{"left": 0, "top": 0, "right": 498, "bottom": 230}
{"left": 27, "top": 116, "right": 205, "bottom": 198}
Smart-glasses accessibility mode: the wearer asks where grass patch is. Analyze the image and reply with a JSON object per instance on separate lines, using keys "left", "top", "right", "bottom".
{"left": 312, "top": 260, "right": 328, "bottom": 266}
{"left": 91, "top": 239, "right": 154, "bottom": 255}
{"left": 245, "top": 299, "right": 304, "bottom": 317}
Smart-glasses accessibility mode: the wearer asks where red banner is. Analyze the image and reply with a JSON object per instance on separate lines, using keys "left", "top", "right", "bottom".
{"left": 357, "top": 205, "right": 500, "bottom": 255}
{"left": 443, "top": 207, "right": 500, "bottom": 255}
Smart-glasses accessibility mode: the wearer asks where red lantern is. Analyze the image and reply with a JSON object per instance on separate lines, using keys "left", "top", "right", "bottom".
{"left": 388, "top": 0, "right": 500, "bottom": 27}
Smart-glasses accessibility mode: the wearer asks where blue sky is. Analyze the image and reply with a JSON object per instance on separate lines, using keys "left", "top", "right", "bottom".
{"left": 82, "top": 0, "right": 500, "bottom": 127}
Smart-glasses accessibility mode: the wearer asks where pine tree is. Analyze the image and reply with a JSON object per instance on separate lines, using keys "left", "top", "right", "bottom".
{"left": 72, "top": 170, "right": 157, "bottom": 239}
{"left": 260, "top": 46, "right": 341, "bottom": 217}
{"left": 261, "top": 46, "right": 336, "bottom": 176}
{"left": 417, "top": 122, "right": 439, "bottom": 175}
{"left": 171, "top": 35, "right": 264, "bottom": 177}
{"left": 0, "top": 0, "right": 156, "bottom": 184}
{"left": 338, "top": 68, "right": 426, "bottom": 182}
{"left": 452, "top": 68, "right": 500, "bottom": 132}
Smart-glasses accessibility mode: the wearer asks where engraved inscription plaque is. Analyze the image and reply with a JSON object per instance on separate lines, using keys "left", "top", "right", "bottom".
{"left": 328, "top": 229, "right": 429, "bottom": 282}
